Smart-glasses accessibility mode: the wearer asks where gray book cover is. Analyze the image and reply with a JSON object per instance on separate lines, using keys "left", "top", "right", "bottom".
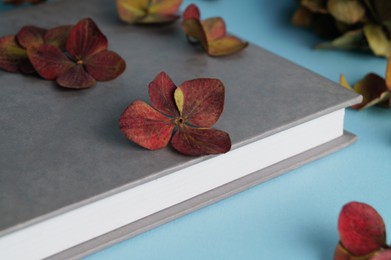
{"left": 0, "top": 0, "right": 361, "bottom": 258}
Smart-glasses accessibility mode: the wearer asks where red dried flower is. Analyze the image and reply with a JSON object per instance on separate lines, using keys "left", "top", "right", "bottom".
{"left": 181, "top": 4, "right": 248, "bottom": 57}
{"left": 27, "top": 18, "right": 126, "bottom": 89}
{"left": 119, "top": 71, "right": 231, "bottom": 156}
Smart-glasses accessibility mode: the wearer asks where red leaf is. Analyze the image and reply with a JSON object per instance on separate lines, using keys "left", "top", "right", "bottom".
{"left": 338, "top": 202, "right": 387, "bottom": 256}
{"left": 66, "top": 18, "right": 108, "bottom": 60}
{"left": 44, "top": 25, "right": 73, "bottom": 50}
{"left": 178, "top": 78, "right": 225, "bottom": 127}
{"left": 183, "top": 3, "right": 200, "bottom": 20}
{"left": 27, "top": 44, "right": 74, "bottom": 80}
{"left": 148, "top": 71, "right": 179, "bottom": 117}
{"left": 0, "top": 35, "right": 28, "bottom": 73}
{"left": 56, "top": 64, "right": 96, "bottom": 89}
{"left": 16, "top": 26, "right": 46, "bottom": 49}
{"left": 171, "top": 126, "right": 231, "bottom": 156}
{"left": 85, "top": 50, "right": 126, "bottom": 81}
{"left": 119, "top": 100, "right": 175, "bottom": 150}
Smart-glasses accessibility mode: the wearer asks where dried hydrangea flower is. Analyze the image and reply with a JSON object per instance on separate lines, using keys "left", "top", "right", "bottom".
{"left": 27, "top": 18, "right": 126, "bottom": 89}
{"left": 181, "top": 4, "right": 248, "bottom": 57}
{"left": 119, "top": 71, "right": 231, "bottom": 156}
{"left": 116, "top": 0, "right": 182, "bottom": 24}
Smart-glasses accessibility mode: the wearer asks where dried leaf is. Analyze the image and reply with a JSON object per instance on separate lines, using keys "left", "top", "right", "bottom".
{"left": 0, "top": 35, "right": 29, "bottom": 73}
{"left": 15, "top": 26, "right": 46, "bottom": 49}
{"left": 66, "top": 18, "right": 108, "bottom": 60}
{"left": 338, "top": 202, "right": 387, "bottom": 256}
{"left": 178, "top": 78, "right": 224, "bottom": 127}
{"left": 171, "top": 127, "right": 231, "bottom": 156}
{"left": 119, "top": 100, "right": 175, "bottom": 150}
{"left": 316, "top": 29, "right": 368, "bottom": 50}
{"left": 148, "top": 71, "right": 179, "bottom": 117}
{"left": 292, "top": 6, "right": 314, "bottom": 26}
{"left": 116, "top": 0, "right": 182, "bottom": 24}
{"left": 363, "top": 24, "right": 391, "bottom": 57}
{"left": 301, "top": 0, "right": 328, "bottom": 13}
{"left": 327, "top": 0, "right": 366, "bottom": 24}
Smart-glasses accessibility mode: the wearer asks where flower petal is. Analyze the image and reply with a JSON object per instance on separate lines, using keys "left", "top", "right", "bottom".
{"left": 148, "top": 71, "right": 178, "bottom": 117}
{"left": 338, "top": 201, "right": 387, "bottom": 256}
{"left": 171, "top": 126, "right": 231, "bottom": 156}
{"left": 333, "top": 243, "right": 352, "bottom": 260}
{"left": 0, "top": 35, "right": 28, "bottom": 73}
{"left": 139, "top": 0, "right": 182, "bottom": 23}
{"left": 16, "top": 26, "right": 46, "bottom": 49}
{"left": 56, "top": 64, "right": 96, "bottom": 89}
{"left": 176, "top": 78, "right": 225, "bottom": 127}
{"left": 119, "top": 100, "right": 175, "bottom": 150}
{"left": 116, "top": 0, "right": 148, "bottom": 24}
{"left": 364, "top": 24, "right": 391, "bottom": 57}
{"left": 66, "top": 18, "right": 108, "bottom": 60}
{"left": 208, "top": 35, "right": 249, "bottom": 57}
{"left": 27, "top": 43, "right": 74, "bottom": 80}
{"left": 351, "top": 73, "right": 389, "bottom": 109}
{"left": 386, "top": 57, "right": 391, "bottom": 91}
{"left": 327, "top": 0, "right": 366, "bottom": 24}
{"left": 84, "top": 50, "right": 126, "bottom": 81}
{"left": 371, "top": 250, "right": 391, "bottom": 260}
{"left": 44, "top": 25, "right": 73, "bottom": 50}
{"left": 201, "top": 17, "right": 226, "bottom": 42}
{"left": 182, "top": 3, "right": 200, "bottom": 20}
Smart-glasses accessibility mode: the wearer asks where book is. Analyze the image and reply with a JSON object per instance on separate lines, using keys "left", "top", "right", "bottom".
{"left": 0, "top": 0, "right": 361, "bottom": 259}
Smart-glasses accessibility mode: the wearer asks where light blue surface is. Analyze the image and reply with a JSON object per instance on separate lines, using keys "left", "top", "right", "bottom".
{"left": 1, "top": 1, "right": 390, "bottom": 259}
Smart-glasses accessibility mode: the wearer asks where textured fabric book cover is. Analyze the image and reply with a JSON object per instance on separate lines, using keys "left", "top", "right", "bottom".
{"left": 0, "top": 0, "right": 360, "bottom": 258}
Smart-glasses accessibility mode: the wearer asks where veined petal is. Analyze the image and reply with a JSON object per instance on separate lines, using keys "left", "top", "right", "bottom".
{"left": 27, "top": 43, "right": 74, "bottom": 80}
{"left": 66, "top": 18, "right": 108, "bottom": 60}
{"left": 351, "top": 73, "right": 389, "bottom": 109}
{"left": 56, "top": 64, "right": 96, "bottom": 89}
{"left": 182, "top": 18, "right": 208, "bottom": 50}
{"left": 44, "top": 25, "right": 73, "bottom": 50}
{"left": 85, "top": 50, "right": 126, "bottom": 81}
{"left": 16, "top": 26, "right": 46, "bottom": 49}
{"left": 171, "top": 126, "right": 231, "bottom": 156}
{"left": 201, "top": 17, "right": 226, "bottom": 42}
{"left": 119, "top": 100, "right": 175, "bottom": 150}
{"left": 148, "top": 71, "right": 178, "bottom": 117}
{"left": 338, "top": 202, "right": 387, "bottom": 256}
{"left": 0, "top": 35, "right": 28, "bottom": 73}
{"left": 177, "top": 78, "right": 224, "bottom": 127}
{"left": 208, "top": 35, "right": 249, "bottom": 57}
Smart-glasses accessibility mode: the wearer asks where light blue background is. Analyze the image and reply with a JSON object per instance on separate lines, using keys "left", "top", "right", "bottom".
{"left": 1, "top": 1, "right": 390, "bottom": 259}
